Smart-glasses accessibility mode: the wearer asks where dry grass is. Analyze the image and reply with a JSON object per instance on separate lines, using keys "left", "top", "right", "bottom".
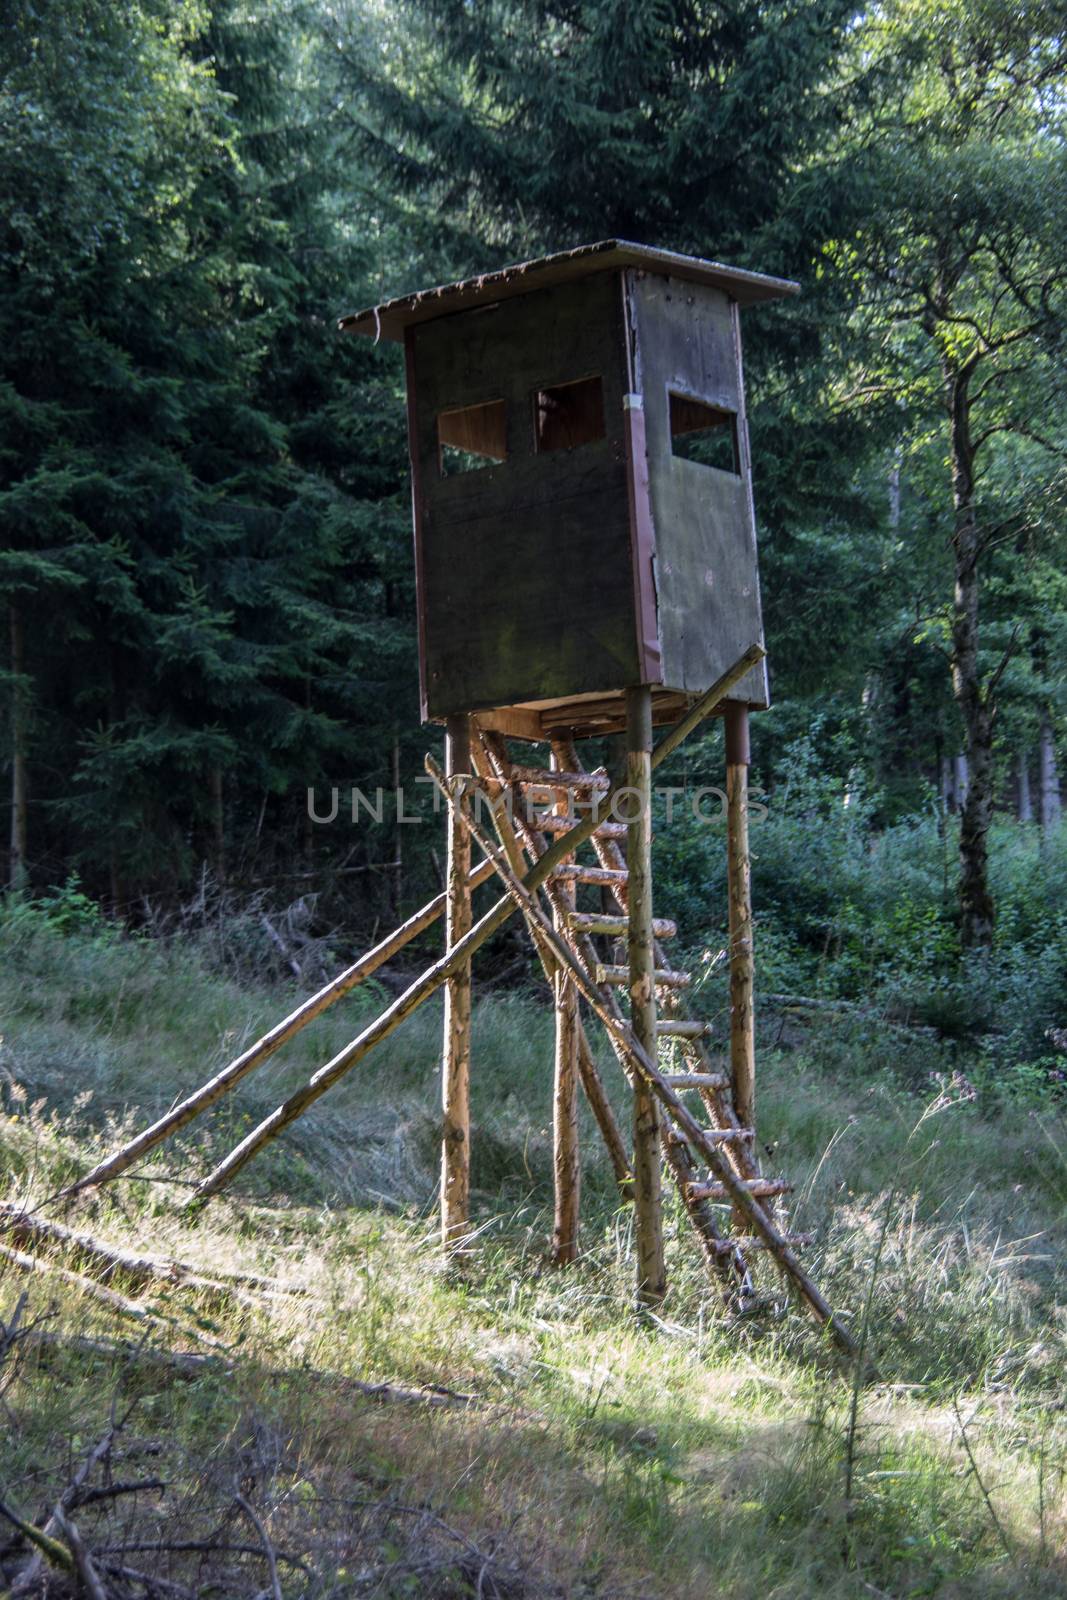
{"left": 1, "top": 905, "right": 1066, "bottom": 1597}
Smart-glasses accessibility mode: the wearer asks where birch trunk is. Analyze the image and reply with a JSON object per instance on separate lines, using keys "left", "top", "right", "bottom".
{"left": 1016, "top": 750, "right": 1033, "bottom": 824}
{"left": 1040, "top": 717, "right": 1061, "bottom": 832}
{"left": 946, "top": 360, "right": 994, "bottom": 948}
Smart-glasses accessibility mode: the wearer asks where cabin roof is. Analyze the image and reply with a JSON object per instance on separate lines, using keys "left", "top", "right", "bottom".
{"left": 338, "top": 239, "right": 799, "bottom": 343}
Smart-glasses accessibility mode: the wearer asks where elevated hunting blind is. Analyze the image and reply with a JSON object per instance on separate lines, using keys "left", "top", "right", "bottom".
{"left": 339, "top": 240, "right": 795, "bottom": 737}
{"left": 61, "top": 242, "right": 854, "bottom": 1352}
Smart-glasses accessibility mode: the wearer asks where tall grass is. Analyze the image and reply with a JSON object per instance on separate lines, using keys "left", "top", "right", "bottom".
{"left": 1, "top": 894, "right": 1066, "bottom": 1596}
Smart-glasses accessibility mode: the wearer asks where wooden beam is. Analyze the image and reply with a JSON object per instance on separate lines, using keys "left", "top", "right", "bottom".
{"left": 725, "top": 702, "right": 755, "bottom": 1137}
{"left": 60, "top": 859, "right": 497, "bottom": 1200}
{"left": 551, "top": 748, "right": 580, "bottom": 1264}
{"left": 627, "top": 685, "right": 665, "bottom": 1309}
{"left": 473, "top": 729, "right": 632, "bottom": 1198}
{"left": 190, "top": 646, "right": 762, "bottom": 1202}
{"left": 441, "top": 714, "right": 472, "bottom": 1250}
{"left": 428, "top": 765, "right": 857, "bottom": 1357}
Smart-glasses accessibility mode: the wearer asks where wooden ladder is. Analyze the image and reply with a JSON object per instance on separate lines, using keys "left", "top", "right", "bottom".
{"left": 472, "top": 724, "right": 810, "bottom": 1305}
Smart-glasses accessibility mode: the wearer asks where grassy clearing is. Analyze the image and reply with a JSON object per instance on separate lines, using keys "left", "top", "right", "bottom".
{"left": 1, "top": 905, "right": 1066, "bottom": 1597}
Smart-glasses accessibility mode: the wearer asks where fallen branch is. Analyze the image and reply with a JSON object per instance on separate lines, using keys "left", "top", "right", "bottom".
{"left": 0, "top": 1243, "right": 226, "bottom": 1351}
{"left": 96, "top": 1562, "right": 197, "bottom": 1598}
{"left": 26, "top": 1326, "right": 479, "bottom": 1409}
{"left": 0, "top": 1499, "right": 75, "bottom": 1580}
{"left": 0, "top": 1206, "right": 306, "bottom": 1305}
{"left": 8, "top": 1422, "right": 118, "bottom": 1596}
{"left": 52, "top": 1508, "right": 107, "bottom": 1600}
{"left": 233, "top": 1493, "right": 282, "bottom": 1600}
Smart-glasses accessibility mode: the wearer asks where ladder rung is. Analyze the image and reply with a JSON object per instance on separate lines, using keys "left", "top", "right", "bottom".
{"left": 566, "top": 912, "right": 676, "bottom": 939}
{"left": 510, "top": 765, "right": 609, "bottom": 791}
{"left": 667, "top": 1120, "right": 748, "bottom": 1137}
{"left": 687, "top": 1178, "right": 790, "bottom": 1202}
{"left": 656, "top": 1020, "right": 708, "bottom": 1039}
{"left": 538, "top": 813, "right": 627, "bottom": 840}
{"left": 550, "top": 865, "right": 628, "bottom": 886}
{"left": 662, "top": 1072, "right": 728, "bottom": 1090}
{"left": 596, "top": 964, "right": 690, "bottom": 989}
{"left": 714, "top": 1233, "right": 815, "bottom": 1254}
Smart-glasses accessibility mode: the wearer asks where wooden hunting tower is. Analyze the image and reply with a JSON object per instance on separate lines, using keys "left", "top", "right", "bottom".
{"left": 327, "top": 241, "right": 848, "bottom": 1339}
{"left": 64, "top": 243, "right": 850, "bottom": 1353}
{"left": 339, "top": 240, "right": 796, "bottom": 737}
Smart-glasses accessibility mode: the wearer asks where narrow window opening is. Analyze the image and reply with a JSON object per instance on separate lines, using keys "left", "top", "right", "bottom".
{"left": 438, "top": 398, "right": 506, "bottom": 476}
{"left": 669, "top": 392, "right": 739, "bottom": 474}
{"left": 534, "top": 375, "right": 605, "bottom": 453}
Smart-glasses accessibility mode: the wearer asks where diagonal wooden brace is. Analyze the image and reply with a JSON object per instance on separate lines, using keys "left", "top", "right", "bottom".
{"left": 426, "top": 757, "right": 857, "bottom": 1359}
{"left": 188, "top": 645, "right": 767, "bottom": 1204}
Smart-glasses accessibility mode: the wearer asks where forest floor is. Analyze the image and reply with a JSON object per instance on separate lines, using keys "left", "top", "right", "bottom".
{"left": 1, "top": 906, "right": 1066, "bottom": 1598}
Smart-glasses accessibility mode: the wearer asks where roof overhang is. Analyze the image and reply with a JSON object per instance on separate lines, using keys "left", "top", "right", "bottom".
{"left": 339, "top": 238, "right": 799, "bottom": 342}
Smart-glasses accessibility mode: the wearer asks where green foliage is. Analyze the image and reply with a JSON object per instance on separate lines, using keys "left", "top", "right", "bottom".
{"left": 0, "top": 0, "right": 1065, "bottom": 1037}
{"left": 2, "top": 917, "right": 1067, "bottom": 1597}
{"left": 655, "top": 724, "right": 1067, "bottom": 1088}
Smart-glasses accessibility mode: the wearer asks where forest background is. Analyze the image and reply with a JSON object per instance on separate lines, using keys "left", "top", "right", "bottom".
{"left": 3, "top": 0, "right": 1066, "bottom": 1069}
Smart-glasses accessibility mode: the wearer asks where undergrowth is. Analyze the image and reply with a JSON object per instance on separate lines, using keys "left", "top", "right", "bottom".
{"left": 0, "top": 898, "right": 1065, "bottom": 1597}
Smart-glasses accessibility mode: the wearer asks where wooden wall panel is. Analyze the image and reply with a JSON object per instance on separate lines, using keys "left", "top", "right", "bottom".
{"left": 409, "top": 274, "right": 639, "bottom": 719}
{"left": 627, "top": 272, "right": 769, "bottom": 707}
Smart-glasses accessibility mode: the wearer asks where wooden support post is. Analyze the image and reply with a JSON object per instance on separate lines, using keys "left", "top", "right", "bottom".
{"left": 427, "top": 768, "right": 858, "bottom": 1357}
{"left": 471, "top": 730, "right": 632, "bottom": 1197}
{"left": 190, "top": 645, "right": 763, "bottom": 1204}
{"left": 725, "top": 702, "right": 755, "bottom": 1136}
{"left": 551, "top": 748, "right": 580, "bottom": 1264}
{"left": 627, "top": 685, "right": 665, "bottom": 1309}
{"left": 441, "top": 715, "right": 472, "bottom": 1250}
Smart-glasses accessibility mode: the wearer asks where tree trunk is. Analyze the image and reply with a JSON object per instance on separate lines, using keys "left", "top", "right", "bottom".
{"left": 940, "top": 752, "right": 955, "bottom": 815}
{"left": 209, "top": 767, "right": 225, "bottom": 884}
{"left": 954, "top": 753, "right": 969, "bottom": 810}
{"left": 724, "top": 703, "right": 755, "bottom": 1137}
{"left": 946, "top": 364, "right": 994, "bottom": 949}
{"left": 391, "top": 734, "right": 403, "bottom": 917}
{"left": 9, "top": 605, "right": 28, "bottom": 891}
{"left": 1040, "top": 716, "right": 1061, "bottom": 832}
{"left": 1016, "top": 750, "right": 1033, "bottom": 823}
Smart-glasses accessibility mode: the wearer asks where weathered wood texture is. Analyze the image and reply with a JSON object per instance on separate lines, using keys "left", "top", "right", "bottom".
{"left": 409, "top": 274, "right": 638, "bottom": 718}
{"left": 189, "top": 647, "right": 761, "bottom": 1201}
{"left": 626, "top": 686, "right": 665, "bottom": 1307}
{"left": 471, "top": 730, "right": 632, "bottom": 1197}
{"left": 61, "top": 859, "right": 497, "bottom": 1200}
{"left": 725, "top": 702, "right": 756, "bottom": 1136}
{"left": 553, "top": 725, "right": 762, "bottom": 1189}
{"left": 551, "top": 751, "right": 581, "bottom": 1264}
{"left": 479, "top": 738, "right": 740, "bottom": 1297}
{"left": 441, "top": 715, "right": 473, "bottom": 1248}
{"left": 433, "top": 764, "right": 856, "bottom": 1356}
{"left": 625, "top": 271, "right": 768, "bottom": 708}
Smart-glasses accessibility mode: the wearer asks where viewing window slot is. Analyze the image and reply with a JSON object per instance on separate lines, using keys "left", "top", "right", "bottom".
{"left": 534, "top": 375, "right": 605, "bottom": 453}
{"left": 438, "top": 399, "right": 507, "bottom": 476}
{"left": 669, "top": 392, "right": 739, "bottom": 474}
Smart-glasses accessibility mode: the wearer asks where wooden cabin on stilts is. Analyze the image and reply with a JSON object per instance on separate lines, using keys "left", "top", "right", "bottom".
{"left": 61, "top": 242, "right": 855, "bottom": 1355}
